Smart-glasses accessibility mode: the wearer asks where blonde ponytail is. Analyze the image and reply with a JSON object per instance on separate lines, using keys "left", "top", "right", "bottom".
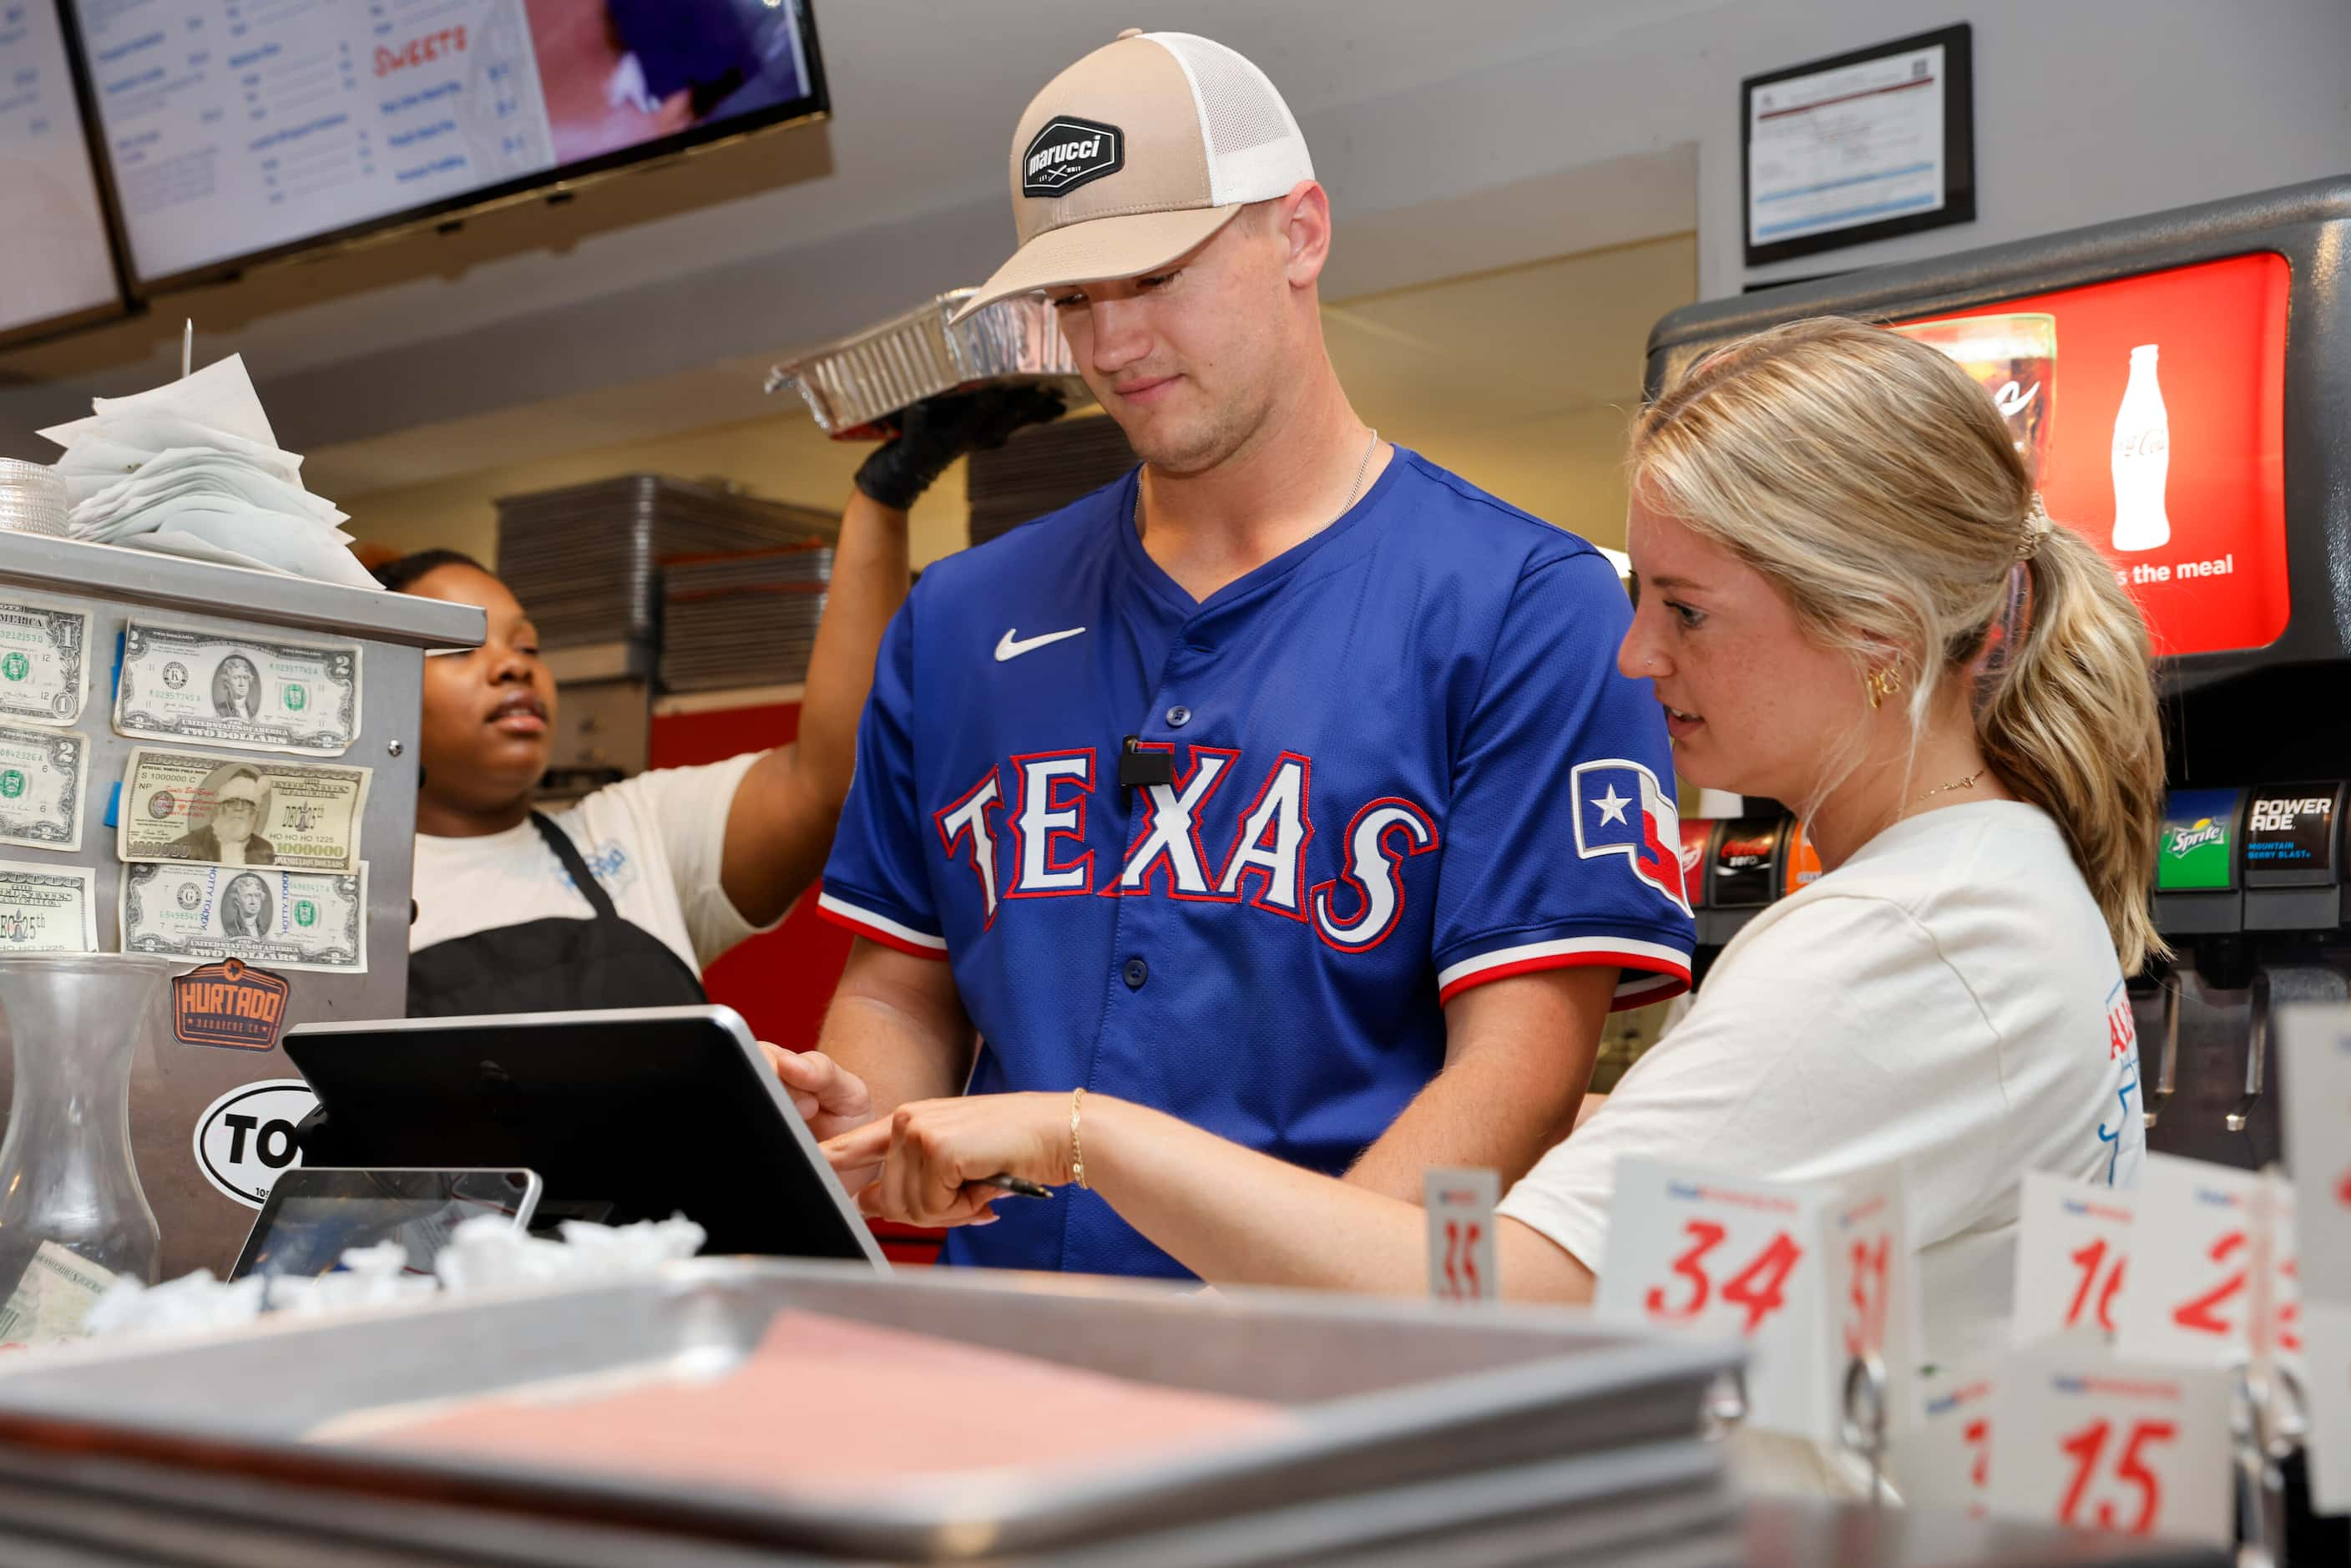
{"left": 1632, "top": 316, "right": 2169, "bottom": 972}
{"left": 1974, "top": 520, "right": 2168, "bottom": 971}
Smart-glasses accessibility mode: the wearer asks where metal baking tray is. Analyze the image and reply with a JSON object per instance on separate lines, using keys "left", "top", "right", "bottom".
{"left": 0, "top": 1260, "right": 1739, "bottom": 1565}
{"left": 767, "top": 291, "right": 1096, "bottom": 438}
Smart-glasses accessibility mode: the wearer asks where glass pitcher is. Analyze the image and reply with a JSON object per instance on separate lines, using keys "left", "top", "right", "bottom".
{"left": 0, "top": 955, "right": 167, "bottom": 1343}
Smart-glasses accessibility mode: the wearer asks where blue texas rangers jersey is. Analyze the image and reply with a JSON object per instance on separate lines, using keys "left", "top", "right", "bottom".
{"left": 820, "top": 449, "right": 1695, "bottom": 1278}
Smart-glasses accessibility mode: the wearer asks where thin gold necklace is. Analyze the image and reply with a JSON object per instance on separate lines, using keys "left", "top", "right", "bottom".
{"left": 1909, "top": 768, "right": 1986, "bottom": 808}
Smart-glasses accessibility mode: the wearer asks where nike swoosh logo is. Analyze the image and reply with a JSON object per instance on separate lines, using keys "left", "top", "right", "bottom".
{"left": 994, "top": 626, "right": 1086, "bottom": 662}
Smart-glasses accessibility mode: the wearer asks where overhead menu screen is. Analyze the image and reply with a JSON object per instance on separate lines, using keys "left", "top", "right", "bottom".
{"left": 0, "top": 1, "right": 121, "bottom": 338}
{"left": 70, "top": 0, "right": 823, "bottom": 288}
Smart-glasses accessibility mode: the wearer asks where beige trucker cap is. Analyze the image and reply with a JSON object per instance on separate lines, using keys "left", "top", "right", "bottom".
{"left": 949, "top": 29, "right": 1315, "bottom": 324}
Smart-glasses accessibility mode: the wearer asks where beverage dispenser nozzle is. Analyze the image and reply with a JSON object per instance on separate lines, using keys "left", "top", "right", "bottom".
{"left": 2144, "top": 979, "right": 2181, "bottom": 1129}
{"left": 2225, "top": 971, "right": 2270, "bottom": 1134}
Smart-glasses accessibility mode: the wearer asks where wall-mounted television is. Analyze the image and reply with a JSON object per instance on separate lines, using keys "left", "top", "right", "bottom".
{"left": 69, "top": 0, "right": 827, "bottom": 292}
{"left": 0, "top": 1, "right": 127, "bottom": 344}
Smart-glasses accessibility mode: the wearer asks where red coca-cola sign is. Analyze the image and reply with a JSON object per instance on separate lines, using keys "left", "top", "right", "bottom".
{"left": 1895, "top": 252, "right": 2290, "bottom": 659}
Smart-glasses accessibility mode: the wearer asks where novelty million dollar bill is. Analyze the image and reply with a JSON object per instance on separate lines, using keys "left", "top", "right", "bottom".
{"left": 114, "top": 620, "right": 362, "bottom": 756}
{"left": 0, "top": 725, "right": 86, "bottom": 852}
{"left": 119, "top": 862, "right": 369, "bottom": 974}
{"left": 0, "top": 599, "right": 90, "bottom": 727}
{"left": 117, "top": 748, "right": 369, "bottom": 872}
{"left": 0, "top": 861, "right": 96, "bottom": 953}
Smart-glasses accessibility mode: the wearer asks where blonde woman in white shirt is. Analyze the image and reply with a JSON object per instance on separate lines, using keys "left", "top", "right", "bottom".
{"left": 819, "top": 317, "right": 2165, "bottom": 1368}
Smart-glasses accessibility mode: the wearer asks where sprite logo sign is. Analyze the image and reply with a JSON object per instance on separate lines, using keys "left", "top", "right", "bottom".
{"left": 2169, "top": 822, "right": 2226, "bottom": 855}
{"left": 2156, "top": 788, "right": 2239, "bottom": 892}
{"left": 0, "top": 654, "right": 26, "bottom": 683}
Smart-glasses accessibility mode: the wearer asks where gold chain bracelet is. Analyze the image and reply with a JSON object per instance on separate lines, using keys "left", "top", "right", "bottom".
{"left": 1069, "top": 1085, "right": 1089, "bottom": 1190}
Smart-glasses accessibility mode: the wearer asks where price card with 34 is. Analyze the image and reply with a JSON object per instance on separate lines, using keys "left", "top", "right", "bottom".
{"left": 1594, "top": 1156, "right": 1920, "bottom": 1444}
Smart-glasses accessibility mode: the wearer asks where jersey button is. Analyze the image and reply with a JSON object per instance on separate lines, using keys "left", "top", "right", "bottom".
{"left": 1165, "top": 705, "right": 1191, "bottom": 729}
{"left": 1122, "top": 956, "right": 1150, "bottom": 990}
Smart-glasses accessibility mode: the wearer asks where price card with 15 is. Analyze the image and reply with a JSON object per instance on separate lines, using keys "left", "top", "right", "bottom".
{"left": 1985, "top": 1340, "right": 2232, "bottom": 1546}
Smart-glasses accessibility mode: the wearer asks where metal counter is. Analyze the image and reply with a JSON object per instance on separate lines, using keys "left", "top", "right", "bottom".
{"left": 0, "top": 1259, "right": 1738, "bottom": 1565}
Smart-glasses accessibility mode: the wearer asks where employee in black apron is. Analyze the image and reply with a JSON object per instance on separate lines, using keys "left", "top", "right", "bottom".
{"left": 382, "top": 387, "right": 1062, "bottom": 1017}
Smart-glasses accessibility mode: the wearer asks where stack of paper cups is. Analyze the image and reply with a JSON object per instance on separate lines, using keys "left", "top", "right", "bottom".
{"left": 0, "top": 460, "right": 68, "bottom": 538}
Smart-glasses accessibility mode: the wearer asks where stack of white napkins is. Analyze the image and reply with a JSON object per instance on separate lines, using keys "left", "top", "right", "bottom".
{"left": 38, "top": 355, "right": 378, "bottom": 591}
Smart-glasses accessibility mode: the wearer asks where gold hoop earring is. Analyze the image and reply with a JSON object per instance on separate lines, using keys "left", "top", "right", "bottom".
{"left": 1865, "top": 666, "right": 1902, "bottom": 710}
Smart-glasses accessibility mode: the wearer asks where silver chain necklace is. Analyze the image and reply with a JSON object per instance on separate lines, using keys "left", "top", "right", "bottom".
{"left": 1134, "top": 427, "right": 1380, "bottom": 539}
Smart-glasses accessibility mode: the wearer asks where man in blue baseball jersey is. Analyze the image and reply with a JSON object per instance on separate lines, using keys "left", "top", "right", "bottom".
{"left": 782, "top": 29, "right": 1693, "bottom": 1279}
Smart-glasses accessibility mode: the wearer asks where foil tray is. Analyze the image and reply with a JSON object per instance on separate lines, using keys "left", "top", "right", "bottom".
{"left": 0, "top": 1259, "right": 1738, "bottom": 1565}
{"left": 767, "top": 290, "right": 1095, "bottom": 439}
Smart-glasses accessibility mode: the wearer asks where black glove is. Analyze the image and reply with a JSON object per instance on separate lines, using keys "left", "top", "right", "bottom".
{"left": 852, "top": 384, "right": 1068, "bottom": 510}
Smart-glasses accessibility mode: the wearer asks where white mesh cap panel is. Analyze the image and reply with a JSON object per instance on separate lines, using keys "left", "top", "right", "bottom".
{"left": 1150, "top": 32, "right": 1313, "bottom": 205}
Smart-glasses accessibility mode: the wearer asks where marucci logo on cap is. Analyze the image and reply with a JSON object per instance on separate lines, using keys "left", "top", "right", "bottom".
{"left": 1022, "top": 116, "right": 1123, "bottom": 198}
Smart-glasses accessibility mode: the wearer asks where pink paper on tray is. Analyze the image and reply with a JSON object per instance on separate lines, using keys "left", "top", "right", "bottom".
{"left": 342, "top": 1309, "right": 1293, "bottom": 1495}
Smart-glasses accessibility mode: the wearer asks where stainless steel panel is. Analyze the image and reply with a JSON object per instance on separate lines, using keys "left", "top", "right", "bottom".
{"left": 0, "top": 533, "right": 480, "bottom": 650}
{"left": 0, "top": 534, "right": 484, "bottom": 1277}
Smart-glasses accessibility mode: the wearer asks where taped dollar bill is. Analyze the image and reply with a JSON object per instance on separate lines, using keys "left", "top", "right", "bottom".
{"left": 0, "top": 599, "right": 90, "bottom": 728}
{"left": 0, "top": 861, "right": 96, "bottom": 953}
{"left": 0, "top": 725, "right": 87, "bottom": 853}
{"left": 118, "top": 748, "right": 368, "bottom": 873}
{"left": 115, "top": 620, "right": 361, "bottom": 756}
{"left": 0, "top": 1241, "right": 118, "bottom": 1345}
{"left": 120, "top": 862, "right": 368, "bottom": 974}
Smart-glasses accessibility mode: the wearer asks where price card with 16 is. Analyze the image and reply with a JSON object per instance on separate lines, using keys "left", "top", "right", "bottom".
{"left": 2010, "top": 1169, "right": 2133, "bottom": 1346}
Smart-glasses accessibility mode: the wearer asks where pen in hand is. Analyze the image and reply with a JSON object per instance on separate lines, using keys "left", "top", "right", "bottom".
{"left": 975, "top": 1173, "right": 1053, "bottom": 1199}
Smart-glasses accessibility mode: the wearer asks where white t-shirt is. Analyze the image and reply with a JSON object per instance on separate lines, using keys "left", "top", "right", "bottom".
{"left": 411, "top": 752, "right": 771, "bottom": 975}
{"left": 1499, "top": 800, "right": 2146, "bottom": 1370}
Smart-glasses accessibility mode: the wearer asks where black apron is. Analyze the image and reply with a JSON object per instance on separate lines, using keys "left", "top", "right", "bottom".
{"left": 406, "top": 812, "right": 710, "bottom": 1018}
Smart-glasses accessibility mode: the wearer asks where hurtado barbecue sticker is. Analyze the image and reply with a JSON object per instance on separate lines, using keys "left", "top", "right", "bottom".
{"left": 172, "top": 957, "right": 291, "bottom": 1053}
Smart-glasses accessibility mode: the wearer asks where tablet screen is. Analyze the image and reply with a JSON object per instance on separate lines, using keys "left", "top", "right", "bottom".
{"left": 235, "top": 1168, "right": 539, "bottom": 1280}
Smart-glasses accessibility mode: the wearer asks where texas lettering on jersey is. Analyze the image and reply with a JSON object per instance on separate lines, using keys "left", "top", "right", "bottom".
{"left": 932, "top": 743, "right": 1685, "bottom": 950}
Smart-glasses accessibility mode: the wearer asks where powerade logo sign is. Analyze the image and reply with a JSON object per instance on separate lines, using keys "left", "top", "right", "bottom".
{"left": 1022, "top": 116, "right": 1123, "bottom": 198}
{"left": 2156, "top": 787, "right": 2240, "bottom": 892}
{"left": 2243, "top": 783, "right": 2339, "bottom": 886}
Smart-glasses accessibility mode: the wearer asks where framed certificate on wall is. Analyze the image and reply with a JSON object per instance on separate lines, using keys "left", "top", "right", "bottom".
{"left": 1742, "top": 23, "right": 1976, "bottom": 268}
